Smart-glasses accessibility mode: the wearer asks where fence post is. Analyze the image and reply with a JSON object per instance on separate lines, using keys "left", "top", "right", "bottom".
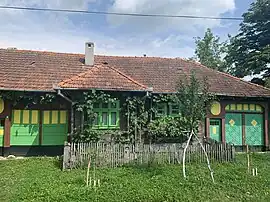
{"left": 63, "top": 141, "right": 71, "bottom": 170}
{"left": 231, "top": 145, "right": 235, "bottom": 161}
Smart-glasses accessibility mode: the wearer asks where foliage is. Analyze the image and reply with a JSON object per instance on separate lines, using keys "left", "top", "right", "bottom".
{"left": 74, "top": 91, "right": 120, "bottom": 142}
{"left": 147, "top": 117, "right": 186, "bottom": 141}
{"left": 0, "top": 91, "right": 56, "bottom": 107}
{"left": 194, "top": 28, "right": 227, "bottom": 72}
{"left": 176, "top": 73, "right": 215, "bottom": 133}
{"left": 123, "top": 96, "right": 150, "bottom": 144}
{"left": 1, "top": 154, "right": 270, "bottom": 201}
{"left": 225, "top": 0, "right": 270, "bottom": 79}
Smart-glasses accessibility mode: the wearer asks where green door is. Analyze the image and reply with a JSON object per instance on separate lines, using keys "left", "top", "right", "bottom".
{"left": 42, "top": 110, "right": 68, "bottom": 145}
{"left": 225, "top": 113, "right": 242, "bottom": 145}
{"left": 0, "top": 119, "right": 4, "bottom": 146}
{"left": 11, "top": 110, "right": 39, "bottom": 146}
{"left": 245, "top": 114, "right": 263, "bottom": 146}
{"left": 210, "top": 119, "right": 221, "bottom": 142}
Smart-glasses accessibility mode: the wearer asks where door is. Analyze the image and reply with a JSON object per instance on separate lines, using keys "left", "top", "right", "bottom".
{"left": 10, "top": 110, "right": 39, "bottom": 146}
{"left": 245, "top": 114, "right": 264, "bottom": 146}
{"left": 42, "top": 110, "right": 68, "bottom": 145}
{"left": 225, "top": 113, "right": 242, "bottom": 145}
{"left": 0, "top": 119, "right": 4, "bottom": 146}
{"left": 210, "top": 119, "right": 221, "bottom": 142}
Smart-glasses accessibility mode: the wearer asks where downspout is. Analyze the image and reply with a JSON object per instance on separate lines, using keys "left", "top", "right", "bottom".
{"left": 57, "top": 89, "right": 75, "bottom": 141}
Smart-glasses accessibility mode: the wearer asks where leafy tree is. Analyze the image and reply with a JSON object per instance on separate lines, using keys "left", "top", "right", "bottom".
{"left": 194, "top": 28, "right": 227, "bottom": 72}
{"left": 176, "top": 73, "right": 214, "bottom": 133}
{"left": 176, "top": 72, "right": 215, "bottom": 182}
{"left": 225, "top": 0, "right": 270, "bottom": 79}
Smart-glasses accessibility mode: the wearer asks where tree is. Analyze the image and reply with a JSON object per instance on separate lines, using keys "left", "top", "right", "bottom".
{"left": 194, "top": 28, "right": 226, "bottom": 72}
{"left": 176, "top": 73, "right": 215, "bottom": 182}
{"left": 225, "top": 0, "right": 270, "bottom": 79}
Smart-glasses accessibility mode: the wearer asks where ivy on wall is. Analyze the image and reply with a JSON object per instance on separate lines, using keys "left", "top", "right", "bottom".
{"left": 0, "top": 91, "right": 56, "bottom": 107}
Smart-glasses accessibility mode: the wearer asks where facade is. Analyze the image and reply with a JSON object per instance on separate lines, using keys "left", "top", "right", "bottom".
{"left": 0, "top": 42, "right": 270, "bottom": 156}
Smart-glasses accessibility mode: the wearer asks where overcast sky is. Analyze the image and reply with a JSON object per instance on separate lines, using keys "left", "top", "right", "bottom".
{"left": 0, "top": 0, "right": 254, "bottom": 58}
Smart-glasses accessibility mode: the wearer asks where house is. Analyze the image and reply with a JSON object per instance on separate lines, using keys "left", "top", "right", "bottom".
{"left": 0, "top": 42, "right": 269, "bottom": 156}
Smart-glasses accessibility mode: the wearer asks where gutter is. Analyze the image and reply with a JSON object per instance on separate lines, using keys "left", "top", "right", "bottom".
{"left": 57, "top": 89, "right": 75, "bottom": 140}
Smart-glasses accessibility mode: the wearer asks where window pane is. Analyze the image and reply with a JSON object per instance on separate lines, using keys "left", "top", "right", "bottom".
{"left": 94, "top": 113, "right": 99, "bottom": 125}
{"left": 93, "top": 103, "right": 100, "bottom": 108}
{"left": 102, "top": 112, "right": 108, "bottom": 125}
{"left": 111, "top": 112, "right": 117, "bottom": 125}
{"left": 102, "top": 103, "right": 109, "bottom": 108}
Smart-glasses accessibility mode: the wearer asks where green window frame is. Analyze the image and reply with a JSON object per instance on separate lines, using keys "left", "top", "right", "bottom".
{"left": 155, "top": 103, "right": 167, "bottom": 117}
{"left": 93, "top": 101, "right": 120, "bottom": 129}
{"left": 154, "top": 102, "right": 180, "bottom": 117}
{"left": 169, "top": 103, "right": 180, "bottom": 117}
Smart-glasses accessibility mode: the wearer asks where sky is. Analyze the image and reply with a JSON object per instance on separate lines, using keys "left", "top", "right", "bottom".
{"left": 0, "top": 0, "right": 254, "bottom": 58}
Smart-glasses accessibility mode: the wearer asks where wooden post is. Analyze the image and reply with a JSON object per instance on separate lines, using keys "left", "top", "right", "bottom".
{"left": 246, "top": 145, "right": 250, "bottom": 173}
{"left": 242, "top": 113, "right": 246, "bottom": 147}
{"left": 264, "top": 104, "right": 268, "bottom": 149}
{"left": 63, "top": 141, "right": 71, "bottom": 170}
{"left": 205, "top": 118, "right": 210, "bottom": 138}
{"left": 3, "top": 116, "right": 11, "bottom": 148}
{"left": 39, "top": 110, "right": 43, "bottom": 145}
{"left": 221, "top": 118, "right": 225, "bottom": 143}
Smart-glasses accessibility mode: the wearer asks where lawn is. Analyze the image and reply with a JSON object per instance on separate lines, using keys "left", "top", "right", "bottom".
{"left": 0, "top": 153, "right": 270, "bottom": 202}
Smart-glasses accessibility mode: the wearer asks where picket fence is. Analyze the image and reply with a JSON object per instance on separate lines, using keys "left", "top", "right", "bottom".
{"left": 63, "top": 141, "right": 235, "bottom": 169}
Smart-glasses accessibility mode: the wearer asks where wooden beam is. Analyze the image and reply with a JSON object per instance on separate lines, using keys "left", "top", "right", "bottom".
{"left": 221, "top": 118, "right": 225, "bottom": 143}
{"left": 264, "top": 104, "right": 268, "bottom": 148}
{"left": 39, "top": 110, "right": 43, "bottom": 145}
{"left": 242, "top": 113, "right": 245, "bottom": 146}
{"left": 4, "top": 116, "right": 11, "bottom": 147}
{"left": 205, "top": 118, "right": 210, "bottom": 138}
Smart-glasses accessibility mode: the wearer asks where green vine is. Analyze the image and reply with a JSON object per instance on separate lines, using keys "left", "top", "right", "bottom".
{"left": 0, "top": 91, "right": 56, "bottom": 107}
{"left": 74, "top": 91, "right": 123, "bottom": 143}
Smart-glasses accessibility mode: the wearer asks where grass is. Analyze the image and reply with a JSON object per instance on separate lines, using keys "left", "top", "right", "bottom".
{"left": 0, "top": 153, "right": 270, "bottom": 202}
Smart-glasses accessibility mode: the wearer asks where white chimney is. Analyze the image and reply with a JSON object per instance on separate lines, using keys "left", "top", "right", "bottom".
{"left": 85, "top": 42, "right": 94, "bottom": 66}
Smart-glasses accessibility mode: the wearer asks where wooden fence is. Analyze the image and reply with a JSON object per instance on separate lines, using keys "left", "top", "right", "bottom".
{"left": 63, "top": 142, "right": 235, "bottom": 169}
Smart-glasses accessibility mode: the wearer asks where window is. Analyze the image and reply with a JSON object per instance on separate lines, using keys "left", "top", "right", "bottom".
{"left": 169, "top": 104, "right": 180, "bottom": 117}
{"left": 154, "top": 102, "right": 180, "bottom": 117}
{"left": 225, "top": 104, "right": 263, "bottom": 113}
{"left": 93, "top": 101, "right": 120, "bottom": 129}
{"left": 155, "top": 103, "right": 167, "bottom": 117}
{"left": 43, "top": 110, "right": 67, "bottom": 125}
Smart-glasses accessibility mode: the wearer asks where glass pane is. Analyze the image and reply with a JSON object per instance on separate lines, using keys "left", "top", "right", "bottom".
{"left": 102, "top": 103, "right": 109, "bottom": 108}
{"left": 93, "top": 103, "right": 100, "bottom": 108}
{"left": 111, "top": 112, "right": 117, "bottom": 125}
{"left": 102, "top": 112, "right": 108, "bottom": 125}
{"left": 94, "top": 113, "right": 99, "bottom": 125}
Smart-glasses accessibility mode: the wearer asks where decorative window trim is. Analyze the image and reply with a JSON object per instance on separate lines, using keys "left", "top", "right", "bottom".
{"left": 225, "top": 104, "right": 263, "bottom": 113}
{"left": 93, "top": 101, "right": 120, "bottom": 129}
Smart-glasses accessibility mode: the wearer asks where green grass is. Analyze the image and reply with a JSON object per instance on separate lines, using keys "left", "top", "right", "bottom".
{"left": 1, "top": 153, "right": 270, "bottom": 202}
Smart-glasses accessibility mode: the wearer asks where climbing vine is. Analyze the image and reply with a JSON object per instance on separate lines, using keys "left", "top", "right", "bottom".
{"left": 0, "top": 91, "right": 56, "bottom": 107}
{"left": 73, "top": 91, "right": 124, "bottom": 143}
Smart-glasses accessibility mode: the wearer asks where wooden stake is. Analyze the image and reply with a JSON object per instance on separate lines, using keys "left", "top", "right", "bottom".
{"left": 246, "top": 145, "right": 250, "bottom": 173}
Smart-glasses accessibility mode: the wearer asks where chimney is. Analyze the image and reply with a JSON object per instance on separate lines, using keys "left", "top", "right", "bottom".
{"left": 85, "top": 42, "right": 94, "bottom": 66}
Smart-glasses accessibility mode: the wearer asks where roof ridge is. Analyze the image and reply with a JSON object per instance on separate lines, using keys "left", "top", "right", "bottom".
{"left": 0, "top": 48, "right": 189, "bottom": 60}
{"left": 107, "top": 65, "right": 149, "bottom": 90}
{"left": 188, "top": 60, "right": 270, "bottom": 92}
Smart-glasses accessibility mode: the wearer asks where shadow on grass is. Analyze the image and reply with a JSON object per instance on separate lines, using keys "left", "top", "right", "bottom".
{"left": 53, "top": 156, "right": 63, "bottom": 169}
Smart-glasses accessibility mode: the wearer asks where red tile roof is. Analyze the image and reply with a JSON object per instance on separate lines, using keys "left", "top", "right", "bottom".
{"left": 0, "top": 48, "right": 270, "bottom": 97}
{"left": 58, "top": 64, "right": 148, "bottom": 91}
